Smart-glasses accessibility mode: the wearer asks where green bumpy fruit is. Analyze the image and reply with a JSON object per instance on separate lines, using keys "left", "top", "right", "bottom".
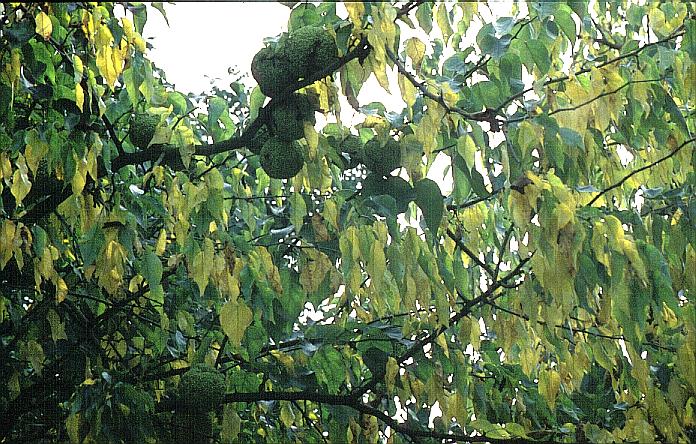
{"left": 129, "top": 113, "right": 159, "bottom": 148}
{"left": 177, "top": 364, "right": 226, "bottom": 412}
{"left": 339, "top": 134, "right": 363, "bottom": 168}
{"left": 260, "top": 137, "right": 304, "bottom": 179}
{"left": 363, "top": 139, "right": 402, "bottom": 176}
{"left": 270, "top": 93, "right": 316, "bottom": 142}
{"left": 283, "top": 26, "right": 339, "bottom": 77}
{"left": 251, "top": 46, "right": 296, "bottom": 97}
{"left": 247, "top": 125, "right": 270, "bottom": 154}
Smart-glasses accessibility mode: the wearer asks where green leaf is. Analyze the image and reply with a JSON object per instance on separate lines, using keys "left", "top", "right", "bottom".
{"left": 414, "top": 178, "right": 444, "bottom": 235}
{"left": 207, "top": 96, "right": 228, "bottom": 129}
{"left": 524, "top": 39, "right": 550, "bottom": 75}
{"left": 80, "top": 225, "right": 105, "bottom": 268}
{"left": 290, "top": 191, "right": 307, "bottom": 230}
{"left": 310, "top": 346, "right": 344, "bottom": 394}
{"left": 151, "top": 2, "right": 170, "bottom": 26}
{"left": 659, "top": 87, "right": 690, "bottom": 137}
{"left": 476, "top": 23, "right": 511, "bottom": 59}
{"left": 555, "top": 5, "right": 577, "bottom": 46}
{"left": 415, "top": 3, "right": 433, "bottom": 34}
{"left": 141, "top": 251, "right": 163, "bottom": 287}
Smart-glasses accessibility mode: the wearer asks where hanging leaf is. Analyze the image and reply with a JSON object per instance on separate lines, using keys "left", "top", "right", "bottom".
{"left": 414, "top": 178, "right": 444, "bottom": 234}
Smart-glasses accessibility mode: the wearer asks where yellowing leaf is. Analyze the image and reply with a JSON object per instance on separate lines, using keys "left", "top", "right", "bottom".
{"left": 191, "top": 238, "right": 215, "bottom": 296}
{"left": 72, "top": 55, "right": 84, "bottom": 82}
{"left": 75, "top": 83, "right": 85, "bottom": 112}
{"left": 345, "top": 2, "right": 365, "bottom": 30}
{"left": 368, "top": 242, "right": 386, "bottom": 291}
{"left": 539, "top": 368, "right": 561, "bottom": 409}
{"left": 398, "top": 73, "right": 417, "bottom": 109}
{"left": 280, "top": 403, "right": 295, "bottom": 428}
{"left": 35, "top": 11, "right": 53, "bottom": 40}
{"left": 55, "top": 277, "right": 68, "bottom": 303}
{"left": 24, "top": 130, "right": 49, "bottom": 176}
{"left": 299, "top": 250, "right": 332, "bottom": 294}
{"left": 436, "top": 3, "right": 453, "bottom": 44}
{"left": 11, "top": 155, "right": 32, "bottom": 207}
{"left": 155, "top": 229, "right": 167, "bottom": 256}
{"left": 71, "top": 150, "right": 87, "bottom": 195}
{"left": 221, "top": 406, "right": 241, "bottom": 442}
{"left": 219, "top": 299, "right": 253, "bottom": 348}
{"left": 47, "top": 309, "right": 68, "bottom": 342}
{"left": 457, "top": 135, "right": 476, "bottom": 172}
{"left": 405, "top": 37, "right": 426, "bottom": 71}
{"left": 385, "top": 357, "right": 399, "bottom": 393}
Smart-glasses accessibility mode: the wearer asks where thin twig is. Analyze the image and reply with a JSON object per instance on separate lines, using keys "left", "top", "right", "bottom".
{"left": 588, "top": 137, "right": 695, "bottom": 206}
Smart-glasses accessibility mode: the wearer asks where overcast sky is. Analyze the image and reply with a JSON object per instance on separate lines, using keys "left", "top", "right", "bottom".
{"left": 141, "top": 2, "right": 290, "bottom": 94}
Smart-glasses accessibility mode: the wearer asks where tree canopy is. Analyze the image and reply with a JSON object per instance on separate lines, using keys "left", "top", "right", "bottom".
{"left": 0, "top": 1, "right": 695, "bottom": 443}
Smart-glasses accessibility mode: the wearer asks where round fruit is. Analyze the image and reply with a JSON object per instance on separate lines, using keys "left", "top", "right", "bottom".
{"left": 270, "top": 94, "right": 316, "bottom": 142}
{"left": 177, "top": 364, "right": 226, "bottom": 412}
{"left": 251, "top": 46, "right": 296, "bottom": 97}
{"left": 339, "top": 135, "right": 363, "bottom": 168}
{"left": 260, "top": 137, "right": 305, "bottom": 179}
{"left": 363, "top": 139, "right": 402, "bottom": 176}
{"left": 129, "top": 113, "right": 159, "bottom": 148}
{"left": 283, "top": 26, "right": 339, "bottom": 77}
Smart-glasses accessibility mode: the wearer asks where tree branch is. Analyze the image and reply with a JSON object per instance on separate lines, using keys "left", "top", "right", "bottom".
{"left": 495, "top": 26, "right": 686, "bottom": 114}
{"left": 587, "top": 137, "right": 695, "bottom": 206}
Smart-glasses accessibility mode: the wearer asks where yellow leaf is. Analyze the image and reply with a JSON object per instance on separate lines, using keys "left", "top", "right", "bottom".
{"left": 539, "top": 368, "right": 561, "bottom": 409}
{"left": 0, "top": 220, "right": 16, "bottom": 269}
{"left": 35, "top": 11, "right": 53, "bottom": 40}
{"left": 519, "top": 347, "right": 538, "bottom": 377}
{"left": 219, "top": 299, "right": 253, "bottom": 348}
{"left": 435, "top": 333, "right": 450, "bottom": 358}
{"left": 24, "top": 130, "right": 49, "bottom": 176}
{"left": 47, "top": 309, "right": 68, "bottom": 341}
{"left": 368, "top": 242, "right": 386, "bottom": 292}
{"left": 66, "top": 413, "right": 81, "bottom": 444}
{"left": 299, "top": 250, "right": 332, "bottom": 293}
{"left": 1, "top": 153, "right": 12, "bottom": 183}
{"left": 457, "top": 135, "right": 476, "bottom": 172}
{"left": 554, "top": 203, "right": 574, "bottom": 231}
{"left": 221, "top": 406, "right": 241, "bottom": 442}
{"left": 345, "top": 2, "right": 365, "bottom": 30}
{"left": 55, "top": 277, "right": 68, "bottom": 303}
{"left": 191, "top": 238, "right": 215, "bottom": 296}
{"left": 398, "top": 74, "right": 417, "bottom": 110}
{"left": 11, "top": 155, "right": 32, "bottom": 207}
{"left": 280, "top": 403, "right": 295, "bottom": 428}
{"left": 436, "top": 3, "right": 453, "bottom": 44}
{"left": 385, "top": 357, "right": 398, "bottom": 393}
{"left": 121, "top": 17, "right": 135, "bottom": 41}
{"left": 71, "top": 150, "right": 87, "bottom": 195}
{"left": 405, "top": 37, "right": 426, "bottom": 70}
{"left": 322, "top": 199, "right": 339, "bottom": 230}
{"left": 72, "top": 55, "right": 84, "bottom": 81}
{"left": 155, "top": 229, "right": 167, "bottom": 256}
{"left": 75, "top": 83, "right": 84, "bottom": 112}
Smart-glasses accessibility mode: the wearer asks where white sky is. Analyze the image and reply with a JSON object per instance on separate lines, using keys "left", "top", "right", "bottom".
{"left": 141, "top": 2, "right": 290, "bottom": 93}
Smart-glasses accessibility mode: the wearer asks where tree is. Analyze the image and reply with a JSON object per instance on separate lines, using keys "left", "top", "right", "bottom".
{"left": 0, "top": 1, "right": 694, "bottom": 442}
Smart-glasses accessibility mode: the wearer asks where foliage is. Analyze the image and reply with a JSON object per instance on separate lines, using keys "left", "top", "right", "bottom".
{"left": 0, "top": 1, "right": 695, "bottom": 443}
